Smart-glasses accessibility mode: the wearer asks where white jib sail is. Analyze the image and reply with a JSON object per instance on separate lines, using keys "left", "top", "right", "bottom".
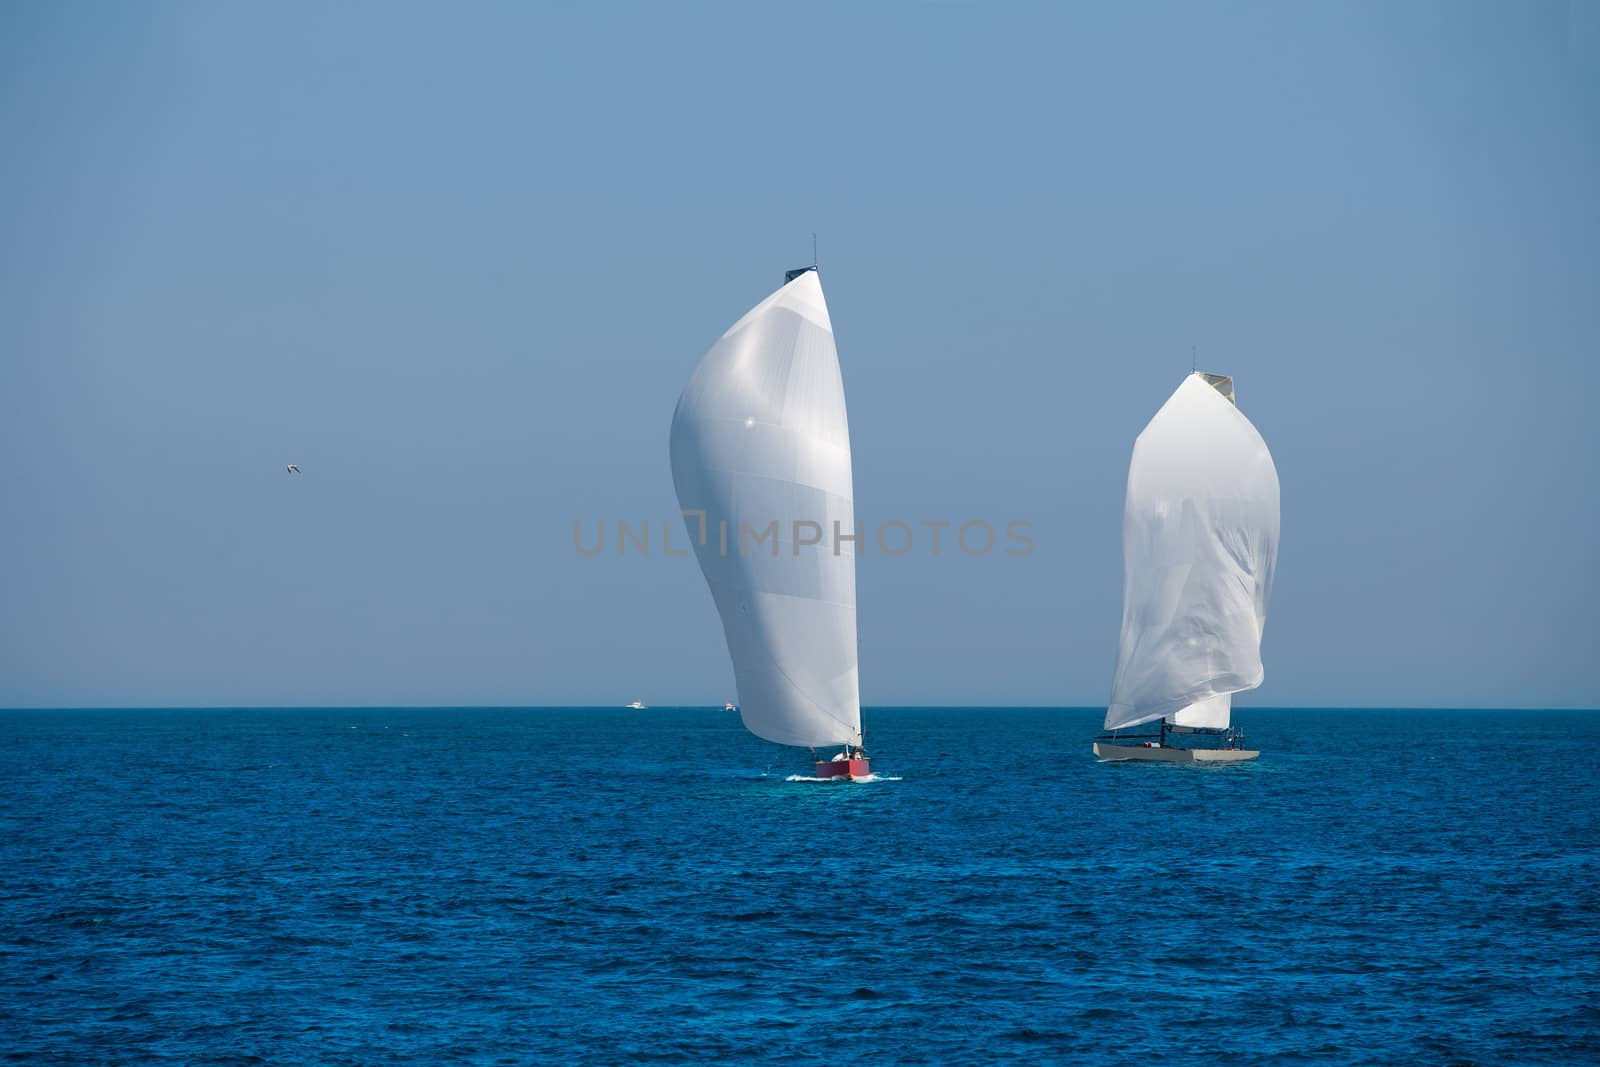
{"left": 670, "top": 269, "right": 862, "bottom": 750}
{"left": 1105, "top": 372, "right": 1280, "bottom": 732}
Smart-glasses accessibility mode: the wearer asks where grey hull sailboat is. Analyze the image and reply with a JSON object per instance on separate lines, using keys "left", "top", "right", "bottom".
{"left": 1094, "top": 372, "right": 1280, "bottom": 763}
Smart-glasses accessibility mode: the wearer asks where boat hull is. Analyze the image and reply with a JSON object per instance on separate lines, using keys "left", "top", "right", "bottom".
{"left": 1094, "top": 742, "right": 1258, "bottom": 763}
{"left": 813, "top": 758, "right": 871, "bottom": 780}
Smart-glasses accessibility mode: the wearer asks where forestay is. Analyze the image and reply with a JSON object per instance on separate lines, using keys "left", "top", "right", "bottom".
{"left": 1105, "top": 373, "right": 1280, "bottom": 732}
{"left": 670, "top": 269, "right": 862, "bottom": 749}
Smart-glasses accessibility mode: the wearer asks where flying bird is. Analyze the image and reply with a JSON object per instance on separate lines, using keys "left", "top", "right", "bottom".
{"left": 286, "top": 464, "right": 300, "bottom": 474}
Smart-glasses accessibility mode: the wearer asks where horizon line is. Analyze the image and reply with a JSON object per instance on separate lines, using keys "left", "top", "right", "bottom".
{"left": 1, "top": 704, "right": 1596, "bottom": 713}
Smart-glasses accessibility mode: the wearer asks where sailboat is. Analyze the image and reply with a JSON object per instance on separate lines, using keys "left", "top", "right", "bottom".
{"left": 1094, "top": 371, "right": 1280, "bottom": 763}
{"left": 670, "top": 264, "right": 870, "bottom": 780}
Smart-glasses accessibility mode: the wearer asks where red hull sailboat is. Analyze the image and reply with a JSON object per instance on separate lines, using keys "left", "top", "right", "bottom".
{"left": 813, "top": 748, "right": 871, "bottom": 780}
{"left": 671, "top": 264, "right": 875, "bottom": 782}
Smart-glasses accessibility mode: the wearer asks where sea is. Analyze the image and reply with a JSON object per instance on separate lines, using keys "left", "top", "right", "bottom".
{"left": 1, "top": 707, "right": 1596, "bottom": 1065}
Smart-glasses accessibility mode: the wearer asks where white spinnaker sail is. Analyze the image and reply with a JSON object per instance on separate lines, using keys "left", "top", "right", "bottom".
{"left": 670, "top": 269, "right": 862, "bottom": 750}
{"left": 1105, "top": 373, "right": 1279, "bottom": 732}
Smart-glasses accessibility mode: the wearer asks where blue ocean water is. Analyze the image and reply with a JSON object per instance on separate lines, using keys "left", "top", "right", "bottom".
{"left": 1, "top": 707, "right": 1597, "bottom": 1065}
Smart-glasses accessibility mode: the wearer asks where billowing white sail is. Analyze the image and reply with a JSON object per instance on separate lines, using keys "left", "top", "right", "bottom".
{"left": 1105, "top": 373, "right": 1279, "bottom": 732}
{"left": 670, "top": 269, "right": 862, "bottom": 750}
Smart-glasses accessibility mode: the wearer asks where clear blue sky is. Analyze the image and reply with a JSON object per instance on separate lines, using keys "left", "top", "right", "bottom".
{"left": 2, "top": 1, "right": 1595, "bottom": 709}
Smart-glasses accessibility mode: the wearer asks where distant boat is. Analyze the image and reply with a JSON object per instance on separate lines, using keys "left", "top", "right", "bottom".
{"left": 1094, "top": 372, "right": 1280, "bottom": 763}
{"left": 722, "top": 702, "right": 737, "bottom": 712}
{"left": 625, "top": 700, "right": 646, "bottom": 710}
{"left": 671, "top": 264, "right": 870, "bottom": 780}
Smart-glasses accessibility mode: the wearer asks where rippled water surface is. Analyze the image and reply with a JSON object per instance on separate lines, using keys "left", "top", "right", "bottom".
{"left": 2, "top": 707, "right": 1597, "bottom": 1064}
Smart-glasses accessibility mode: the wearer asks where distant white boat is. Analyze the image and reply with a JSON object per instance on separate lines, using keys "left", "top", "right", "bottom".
{"left": 671, "top": 264, "right": 871, "bottom": 781}
{"left": 1094, "top": 371, "right": 1280, "bottom": 763}
{"left": 625, "top": 700, "right": 646, "bottom": 710}
{"left": 722, "top": 702, "right": 737, "bottom": 712}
